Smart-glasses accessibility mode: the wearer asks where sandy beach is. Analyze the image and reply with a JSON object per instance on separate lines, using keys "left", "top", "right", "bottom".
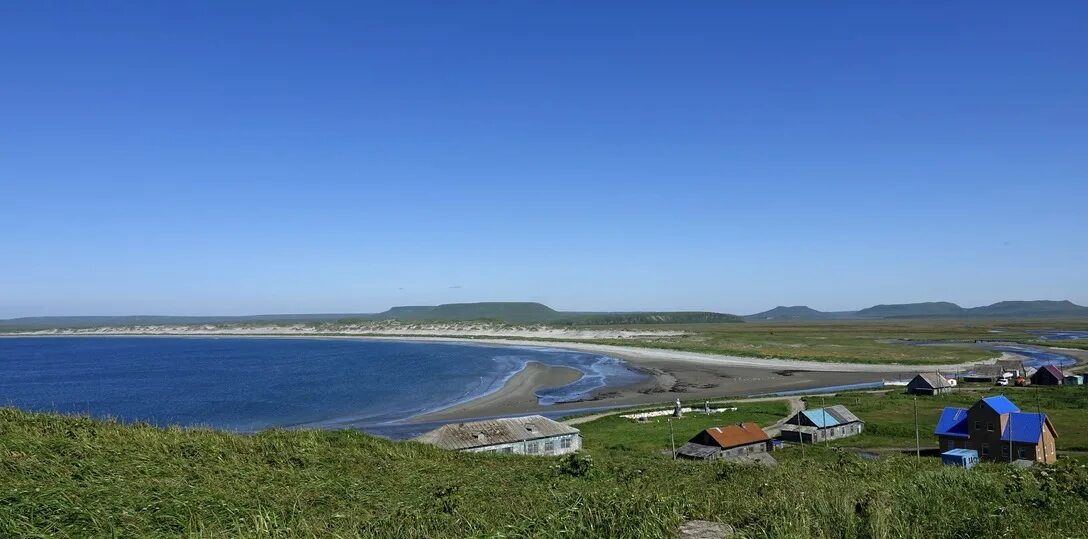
{"left": 412, "top": 361, "right": 583, "bottom": 422}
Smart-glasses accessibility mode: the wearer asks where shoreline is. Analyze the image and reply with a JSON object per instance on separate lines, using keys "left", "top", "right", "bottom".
{"left": 410, "top": 361, "right": 583, "bottom": 423}
{"left": 5, "top": 333, "right": 1081, "bottom": 425}
{"left": 0, "top": 331, "right": 1007, "bottom": 372}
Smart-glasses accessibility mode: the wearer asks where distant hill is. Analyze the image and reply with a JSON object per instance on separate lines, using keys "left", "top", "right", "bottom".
{"left": 854, "top": 300, "right": 1088, "bottom": 319}
{"left": 373, "top": 302, "right": 564, "bottom": 324}
{"left": 855, "top": 302, "right": 965, "bottom": 319}
{"left": 967, "top": 300, "right": 1088, "bottom": 319}
{"left": 743, "top": 300, "right": 1088, "bottom": 320}
{"left": 556, "top": 312, "right": 743, "bottom": 325}
{"left": 745, "top": 306, "right": 843, "bottom": 321}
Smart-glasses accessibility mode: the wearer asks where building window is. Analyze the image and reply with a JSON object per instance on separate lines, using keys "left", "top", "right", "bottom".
{"left": 946, "top": 439, "right": 955, "bottom": 450}
{"left": 501, "top": 447, "right": 513, "bottom": 454}
{"left": 544, "top": 441, "right": 555, "bottom": 453}
{"left": 986, "top": 422, "right": 994, "bottom": 432}
{"left": 974, "top": 421, "right": 981, "bottom": 431}
{"left": 526, "top": 442, "right": 539, "bottom": 454}
{"left": 560, "top": 437, "right": 572, "bottom": 449}
{"left": 1001, "top": 446, "right": 1009, "bottom": 457}
{"left": 981, "top": 443, "right": 989, "bottom": 456}
{"left": 1018, "top": 447, "right": 1026, "bottom": 459}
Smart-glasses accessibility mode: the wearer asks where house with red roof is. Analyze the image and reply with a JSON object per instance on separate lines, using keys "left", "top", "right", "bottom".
{"left": 934, "top": 395, "right": 1057, "bottom": 464}
{"left": 677, "top": 422, "right": 772, "bottom": 462}
{"left": 1030, "top": 364, "right": 1065, "bottom": 386}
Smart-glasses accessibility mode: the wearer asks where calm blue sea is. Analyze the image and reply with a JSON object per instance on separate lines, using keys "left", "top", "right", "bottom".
{"left": 0, "top": 337, "right": 645, "bottom": 433}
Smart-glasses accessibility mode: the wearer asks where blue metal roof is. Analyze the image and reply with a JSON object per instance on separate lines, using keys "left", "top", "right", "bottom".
{"left": 942, "top": 448, "right": 978, "bottom": 458}
{"left": 934, "top": 407, "right": 969, "bottom": 438}
{"left": 1001, "top": 412, "right": 1049, "bottom": 444}
{"left": 802, "top": 409, "right": 841, "bottom": 428}
{"left": 981, "top": 396, "right": 1020, "bottom": 415}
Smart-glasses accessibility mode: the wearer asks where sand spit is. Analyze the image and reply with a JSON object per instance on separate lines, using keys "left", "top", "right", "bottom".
{"left": 411, "top": 361, "right": 583, "bottom": 422}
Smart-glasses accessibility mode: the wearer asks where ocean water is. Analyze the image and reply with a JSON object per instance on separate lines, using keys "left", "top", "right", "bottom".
{"left": 0, "top": 337, "right": 645, "bottom": 433}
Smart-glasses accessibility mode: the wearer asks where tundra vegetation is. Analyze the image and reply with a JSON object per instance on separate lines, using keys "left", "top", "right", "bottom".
{"left": 4, "top": 396, "right": 1088, "bottom": 538}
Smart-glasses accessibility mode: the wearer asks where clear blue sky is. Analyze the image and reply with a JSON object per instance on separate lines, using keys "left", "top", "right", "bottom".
{"left": 2, "top": 2, "right": 1086, "bottom": 317}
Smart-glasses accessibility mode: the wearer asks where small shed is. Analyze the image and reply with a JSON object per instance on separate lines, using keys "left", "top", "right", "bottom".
{"left": 941, "top": 448, "right": 979, "bottom": 469}
{"left": 963, "top": 365, "right": 1003, "bottom": 383}
{"left": 1031, "top": 365, "right": 1064, "bottom": 386}
{"left": 1064, "top": 374, "right": 1084, "bottom": 386}
{"left": 906, "top": 373, "right": 954, "bottom": 395}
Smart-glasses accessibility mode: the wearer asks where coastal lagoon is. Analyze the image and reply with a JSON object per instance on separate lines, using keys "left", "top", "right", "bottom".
{"left": 0, "top": 337, "right": 645, "bottom": 433}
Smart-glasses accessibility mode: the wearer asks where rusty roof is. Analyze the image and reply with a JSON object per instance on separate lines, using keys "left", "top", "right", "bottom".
{"left": 414, "top": 415, "right": 580, "bottom": 451}
{"left": 700, "top": 422, "right": 769, "bottom": 449}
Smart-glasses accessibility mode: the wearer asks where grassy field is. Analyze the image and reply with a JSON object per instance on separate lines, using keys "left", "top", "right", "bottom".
{"left": 811, "top": 386, "right": 1088, "bottom": 451}
{"left": 576, "top": 402, "right": 787, "bottom": 454}
{"left": 571, "top": 319, "right": 1088, "bottom": 364}
{"left": 6, "top": 405, "right": 1088, "bottom": 537}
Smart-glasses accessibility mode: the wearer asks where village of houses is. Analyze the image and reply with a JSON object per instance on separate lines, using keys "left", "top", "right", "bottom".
{"left": 415, "top": 359, "right": 1083, "bottom": 469}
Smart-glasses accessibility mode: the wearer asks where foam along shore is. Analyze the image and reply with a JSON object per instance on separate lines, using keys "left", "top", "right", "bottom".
{"left": 412, "top": 361, "right": 583, "bottom": 423}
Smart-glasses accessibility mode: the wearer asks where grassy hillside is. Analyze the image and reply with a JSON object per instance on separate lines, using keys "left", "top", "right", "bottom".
{"left": 744, "top": 305, "right": 848, "bottom": 321}
{"left": 855, "top": 302, "right": 965, "bottom": 318}
{"left": 557, "top": 312, "right": 743, "bottom": 325}
{"left": 3, "top": 408, "right": 1088, "bottom": 537}
{"left": 373, "top": 302, "right": 564, "bottom": 323}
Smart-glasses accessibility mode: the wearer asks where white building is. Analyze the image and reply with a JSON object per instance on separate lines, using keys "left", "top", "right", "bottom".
{"left": 414, "top": 415, "right": 581, "bottom": 456}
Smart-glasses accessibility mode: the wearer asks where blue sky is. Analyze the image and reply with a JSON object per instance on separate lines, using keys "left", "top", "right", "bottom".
{"left": 2, "top": 2, "right": 1086, "bottom": 317}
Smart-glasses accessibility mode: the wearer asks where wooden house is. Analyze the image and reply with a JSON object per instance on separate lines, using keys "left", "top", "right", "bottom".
{"left": 778, "top": 405, "right": 864, "bottom": 444}
{"left": 415, "top": 415, "right": 581, "bottom": 455}
{"left": 677, "top": 422, "right": 771, "bottom": 461}
{"left": 934, "top": 395, "right": 1057, "bottom": 464}
{"left": 906, "top": 373, "right": 954, "bottom": 395}
{"left": 1030, "top": 365, "right": 1064, "bottom": 386}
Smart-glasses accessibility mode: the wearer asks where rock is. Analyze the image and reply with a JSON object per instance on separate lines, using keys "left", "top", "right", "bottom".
{"left": 678, "top": 520, "right": 735, "bottom": 539}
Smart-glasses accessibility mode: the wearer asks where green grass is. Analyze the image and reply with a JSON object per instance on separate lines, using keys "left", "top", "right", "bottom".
{"left": 575, "top": 402, "right": 787, "bottom": 454}
{"left": 812, "top": 387, "right": 1088, "bottom": 451}
{"left": 5, "top": 407, "right": 1088, "bottom": 537}
{"left": 566, "top": 319, "right": 1088, "bottom": 364}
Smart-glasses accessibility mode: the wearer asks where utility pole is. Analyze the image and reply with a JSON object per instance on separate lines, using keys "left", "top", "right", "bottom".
{"left": 668, "top": 418, "right": 676, "bottom": 459}
{"left": 1037, "top": 386, "right": 1048, "bottom": 464}
{"left": 914, "top": 396, "right": 920, "bottom": 459}
{"left": 1008, "top": 412, "right": 1014, "bottom": 463}
{"left": 823, "top": 396, "right": 830, "bottom": 448}
{"left": 797, "top": 402, "right": 805, "bottom": 458}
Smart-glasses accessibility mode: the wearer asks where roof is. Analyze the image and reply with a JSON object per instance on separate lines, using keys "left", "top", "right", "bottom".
{"left": 677, "top": 442, "right": 721, "bottom": 459}
{"left": 980, "top": 395, "right": 1020, "bottom": 415}
{"left": 934, "top": 407, "right": 969, "bottom": 438}
{"left": 801, "top": 409, "right": 841, "bottom": 428}
{"left": 941, "top": 448, "right": 978, "bottom": 458}
{"left": 414, "top": 415, "right": 579, "bottom": 450}
{"left": 1034, "top": 364, "right": 1064, "bottom": 380}
{"left": 699, "top": 422, "right": 770, "bottom": 449}
{"left": 1000, "top": 412, "right": 1053, "bottom": 444}
{"left": 911, "top": 373, "right": 953, "bottom": 389}
{"left": 825, "top": 405, "right": 862, "bottom": 424}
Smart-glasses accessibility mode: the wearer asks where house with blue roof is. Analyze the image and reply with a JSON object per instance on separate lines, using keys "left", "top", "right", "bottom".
{"left": 778, "top": 405, "right": 864, "bottom": 444}
{"left": 934, "top": 395, "right": 1057, "bottom": 464}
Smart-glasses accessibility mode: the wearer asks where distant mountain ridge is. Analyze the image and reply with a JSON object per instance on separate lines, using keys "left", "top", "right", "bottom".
{"left": 745, "top": 300, "right": 1088, "bottom": 320}
{"left": 4, "top": 300, "right": 1086, "bottom": 330}
{"left": 745, "top": 306, "right": 853, "bottom": 321}
{"left": 0, "top": 302, "right": 741, "bottom": 328}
